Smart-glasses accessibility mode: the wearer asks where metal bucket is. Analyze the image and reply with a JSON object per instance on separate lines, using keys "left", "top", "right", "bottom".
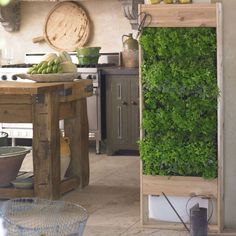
{"left": 0, "top": 132, "right": 8, "bottom": 146}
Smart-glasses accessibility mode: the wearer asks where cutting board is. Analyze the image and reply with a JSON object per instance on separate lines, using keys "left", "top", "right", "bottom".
{"left": 32, "top": 2, "right": 90, "bottom": 51}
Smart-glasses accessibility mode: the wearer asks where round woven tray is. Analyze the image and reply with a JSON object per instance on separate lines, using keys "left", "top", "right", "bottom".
{"left": 32, "top": 2, "right": 90, "bottom": 51}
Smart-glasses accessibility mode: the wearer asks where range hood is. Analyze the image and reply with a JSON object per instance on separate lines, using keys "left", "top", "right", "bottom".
{"left": 0, "top": 0, "right": 20, "bottom": 32}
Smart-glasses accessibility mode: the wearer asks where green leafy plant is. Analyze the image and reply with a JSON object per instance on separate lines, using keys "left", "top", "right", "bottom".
{"left": 139, "top": 27, "right": 218, "bottom": 179}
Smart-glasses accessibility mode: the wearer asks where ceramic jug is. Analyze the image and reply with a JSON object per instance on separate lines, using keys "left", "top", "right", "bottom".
{"left": 60, "top": 132, "right": 71, "bottom": 180}
{"left": 122, "top": 33, "right": 139, "bottom": 68}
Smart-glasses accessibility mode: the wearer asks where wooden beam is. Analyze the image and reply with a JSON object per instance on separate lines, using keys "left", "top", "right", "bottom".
{"left": 216, "top": 2, "right": 224, "bottom": 232}
{"left": 0, "top": 104, "right": 32, "bottom": 123}
{"left": 142, "top": 175, "right": 218, "bottom": 198}
{"left": 0, "top": 188, "right": 33, "bottom": 198}
{"left": 59, "top": 101, "right": 76, "bottom": 119}
{"left": 142, "top": 219, "right": 219, "bottom": 233}
{"left": 0, "top": 95, "right": 32, "bottom": 104}
{"left": 64, "top": 98, "right": 90, "bottom": 188}
{"left": 60, "top": 177, "right": 80, "bottom": 195}
{"left": 32, "top": 91, "right": 61, "bottom": 200}
{"left": 139, "top": 4, "right": 217, "bottom": 27}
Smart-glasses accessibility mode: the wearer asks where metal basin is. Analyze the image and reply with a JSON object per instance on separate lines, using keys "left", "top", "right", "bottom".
{"left": 0, "top": 147, "right": 31, "bottom": 187}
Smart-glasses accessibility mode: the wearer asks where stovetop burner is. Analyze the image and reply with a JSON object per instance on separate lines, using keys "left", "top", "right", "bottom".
{"left": 1, "top": 63, "right": 36, "bottom": 68}
{"left": 76, "top": 63, "right": 116, "bottom": 68}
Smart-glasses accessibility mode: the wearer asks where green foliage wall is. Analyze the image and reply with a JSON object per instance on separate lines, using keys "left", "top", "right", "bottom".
{"left": 139, "top": 28, "right": 218, "bottom": 179}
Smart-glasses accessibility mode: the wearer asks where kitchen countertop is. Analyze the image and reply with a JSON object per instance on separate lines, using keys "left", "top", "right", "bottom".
{"left": 101, "top": 66, "right": 139, "bottom": 76}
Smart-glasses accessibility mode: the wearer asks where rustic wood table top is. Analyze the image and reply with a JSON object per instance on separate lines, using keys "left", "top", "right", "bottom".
{"left": 0, "top": 79, "right": 92, "bottom": 199}
{"left": 0, "top": 80, "right": 92, "bottom": 96}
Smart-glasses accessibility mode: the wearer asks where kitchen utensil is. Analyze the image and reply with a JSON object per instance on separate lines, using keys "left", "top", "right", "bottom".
{"left": 32, "top": 2, "right": 90, "bottom": 51}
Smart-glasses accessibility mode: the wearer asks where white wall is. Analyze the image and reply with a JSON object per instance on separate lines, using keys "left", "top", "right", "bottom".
{"left": 0, "top": 0, "right": 131, "bottom": 63}
{"left": 211, "top": 0, "right": 236, "bottom": 230}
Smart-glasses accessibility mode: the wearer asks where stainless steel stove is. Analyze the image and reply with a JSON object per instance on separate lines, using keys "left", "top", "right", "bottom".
{"left": 0, "top": 52, "right": 119, "bottom": 153}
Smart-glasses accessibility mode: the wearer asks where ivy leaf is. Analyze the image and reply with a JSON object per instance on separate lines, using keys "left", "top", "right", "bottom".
{"left": 140, "top": 27, "right": 218, "bottom": 179}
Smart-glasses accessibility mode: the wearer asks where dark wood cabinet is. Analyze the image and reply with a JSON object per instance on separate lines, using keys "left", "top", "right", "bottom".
{"left": 105, "top": 74, "right": 139, "bottom": 155}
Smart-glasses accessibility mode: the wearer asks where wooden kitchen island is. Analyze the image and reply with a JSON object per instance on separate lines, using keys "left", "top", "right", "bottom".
{"left": 0, "top": 80, "right": 93, "bottom": 199}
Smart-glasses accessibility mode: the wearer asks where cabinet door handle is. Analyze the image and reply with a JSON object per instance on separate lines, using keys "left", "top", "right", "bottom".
{"left": 122, "top": 101, "right": 127, "bottom": 105}
{"left": 131, "top": 101, "right": 137, "bottom": 105}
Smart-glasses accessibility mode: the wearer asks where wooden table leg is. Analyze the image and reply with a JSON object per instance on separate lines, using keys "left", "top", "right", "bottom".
{"left": 32, "top": 91, "right": 60, "bottom": 199}
{"left": 64, "top": 98, "right": 89, "bottom": 188}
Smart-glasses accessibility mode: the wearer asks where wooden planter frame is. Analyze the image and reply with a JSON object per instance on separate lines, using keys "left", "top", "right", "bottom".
{"left": 139, "top": 3, "right": 223, "bottom": 232}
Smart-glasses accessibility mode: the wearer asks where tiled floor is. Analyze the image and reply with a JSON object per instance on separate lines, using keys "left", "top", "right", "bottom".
{"left": 19, "top": 143, "right": 189, "bottom": 236}
{"left": 61, "top": 149, "right": 190, "bottom": 236}
{"left": 4, "top": 143, "right": 229, "bottom": 236}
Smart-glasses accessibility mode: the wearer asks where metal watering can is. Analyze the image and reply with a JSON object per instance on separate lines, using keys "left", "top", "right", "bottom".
{"left": 162, "top": 193, "right": 208, "bottom": 236}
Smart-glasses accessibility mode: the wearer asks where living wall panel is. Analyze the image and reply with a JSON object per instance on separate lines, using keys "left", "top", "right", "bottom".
{"left": 139, "top": 3, "right": 223, "bottom": 232}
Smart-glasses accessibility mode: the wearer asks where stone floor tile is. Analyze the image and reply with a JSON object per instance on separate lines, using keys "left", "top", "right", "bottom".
{"left": 84, "top": 226, "right": 128, "bottom": 236}
{"left": 121, "top": 226, "right": 189, "bottom": 236}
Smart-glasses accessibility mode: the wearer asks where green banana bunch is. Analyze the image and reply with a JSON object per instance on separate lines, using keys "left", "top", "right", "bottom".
{"left": 27, "top": 52, "right": 77, "bottom": 74}
{"left": 28, "top": 58, "right": 62, "bottom": 74}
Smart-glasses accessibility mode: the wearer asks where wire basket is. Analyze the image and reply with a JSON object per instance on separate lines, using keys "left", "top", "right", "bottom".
{"left": 0, "top": 198, "right": 88, "bottom": 236}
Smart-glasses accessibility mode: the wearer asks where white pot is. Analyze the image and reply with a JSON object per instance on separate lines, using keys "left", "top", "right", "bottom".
{"left": 60, "top": 154, "right": 71, "bottom": 180}
{"left": 60, "top": 134, "right": 71, "bottom": 180}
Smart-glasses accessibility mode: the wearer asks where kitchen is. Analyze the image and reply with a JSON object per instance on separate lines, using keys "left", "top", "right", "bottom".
{"left": 0, "top": 0, "right": 140, "bottom": 155}
{"left": 1, "top": 0, "right": 236, "bottom": 235}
